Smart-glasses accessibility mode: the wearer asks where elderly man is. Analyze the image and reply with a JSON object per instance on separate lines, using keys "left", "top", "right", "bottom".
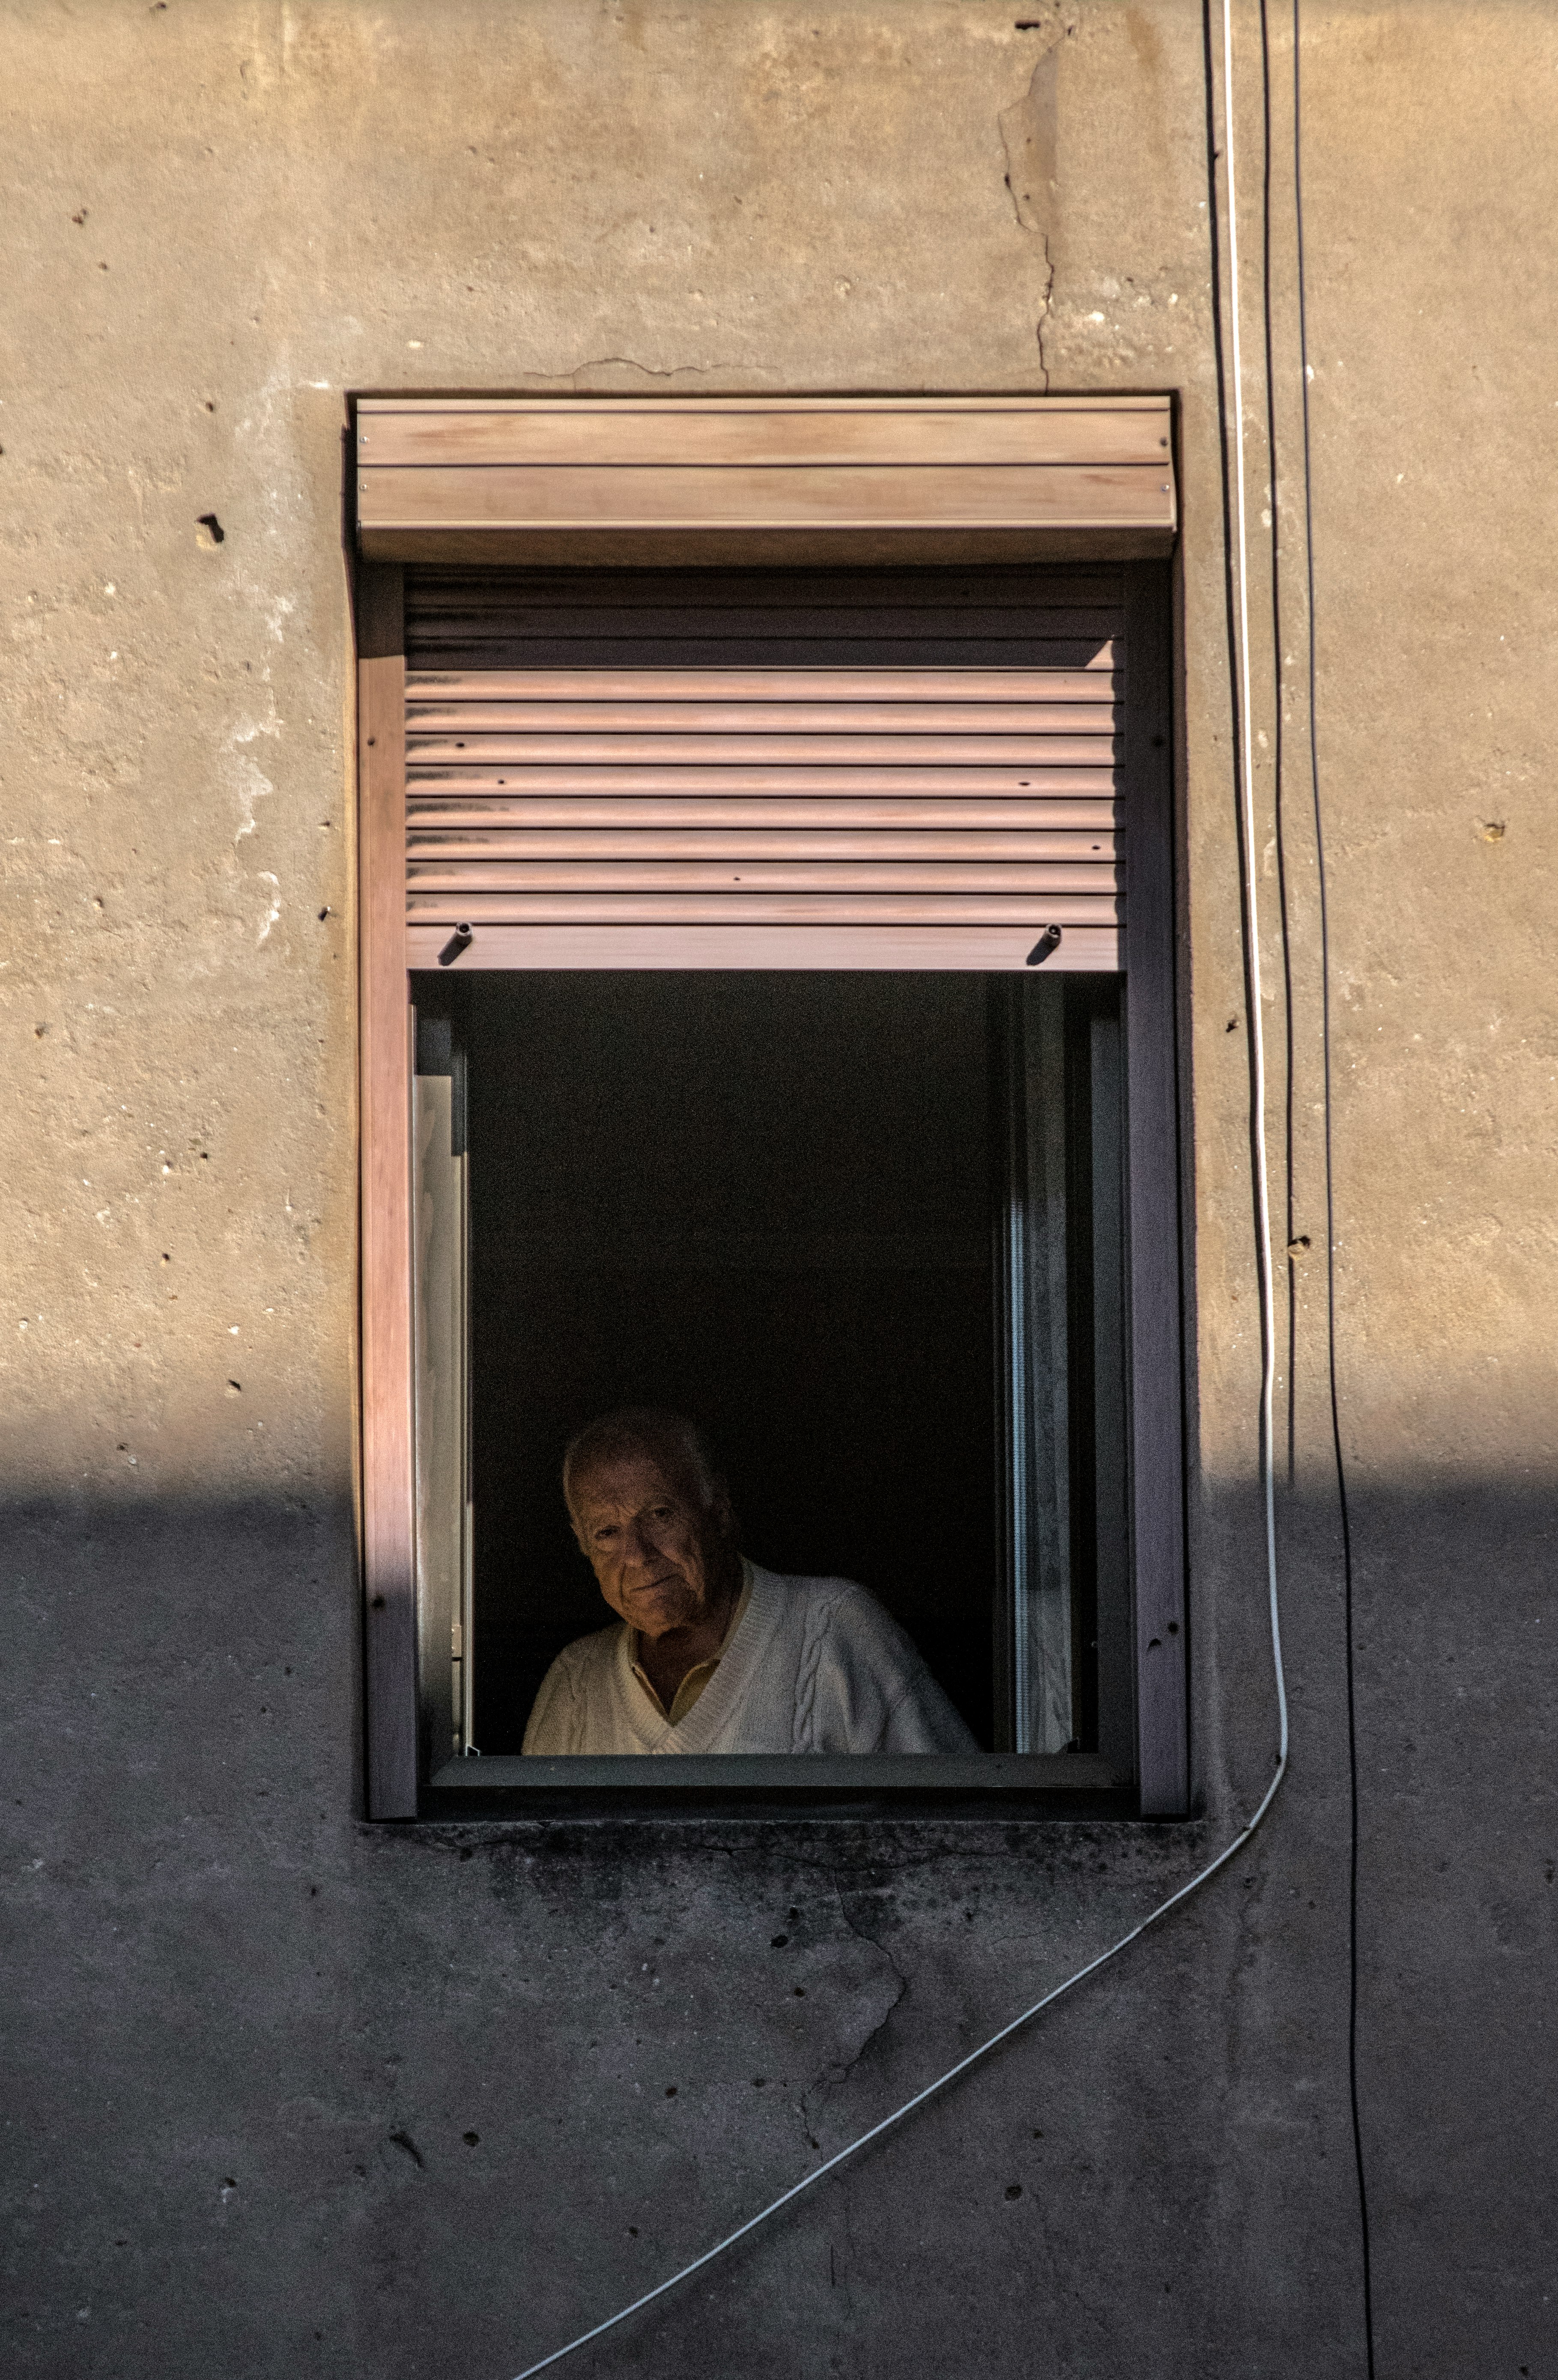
{"left": 522, "top": 1408, "right": 977, "bottom": 1755}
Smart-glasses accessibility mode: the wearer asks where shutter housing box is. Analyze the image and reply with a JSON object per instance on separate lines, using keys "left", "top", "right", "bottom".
{"left": 357, "top": 396, "right": 1176, "bottom": 566}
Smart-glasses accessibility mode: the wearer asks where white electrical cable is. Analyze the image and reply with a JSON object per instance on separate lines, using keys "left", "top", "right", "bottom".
{"left": 509, "top": 13, "right": 1286, "bottom": 2370}
{"left": 1221, "top": 0, "right": 1286, "bottom": 1772}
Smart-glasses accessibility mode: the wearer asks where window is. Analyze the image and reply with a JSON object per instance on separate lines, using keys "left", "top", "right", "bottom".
{"left": 356, "top": 401, "right": 1184, "bottom": 1818}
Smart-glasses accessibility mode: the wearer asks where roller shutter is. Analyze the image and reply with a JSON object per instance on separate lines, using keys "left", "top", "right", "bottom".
{"left": 402, "top": 566, "right": 1128, "bottom": 971}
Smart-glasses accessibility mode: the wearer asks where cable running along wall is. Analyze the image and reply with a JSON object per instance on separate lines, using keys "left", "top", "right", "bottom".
{"left": 493, "top": 69, "right": 1295, "bottom": 2371}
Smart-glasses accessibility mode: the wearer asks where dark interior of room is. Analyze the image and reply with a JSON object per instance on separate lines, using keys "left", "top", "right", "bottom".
{"left": 461, "top": 970, "right": 1001, "bottom": 1750}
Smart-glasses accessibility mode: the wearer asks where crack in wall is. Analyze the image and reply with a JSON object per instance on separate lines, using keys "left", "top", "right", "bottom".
{"left": 1036, "top": 236, "right": 1055, "bottom": 385}
{"left": 830, "top": 1875, "right": 909, "bottom": 2052}
{"left": 551, "top": 357, "right": 721, "bottom": 383}
{"left": 830, "top": 2183, "right": 860, "bottom": 2344}
{"left": 797, "top": 1878, "right": 907, "bottom": 2144}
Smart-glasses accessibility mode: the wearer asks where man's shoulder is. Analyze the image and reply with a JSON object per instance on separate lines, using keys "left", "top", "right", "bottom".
{"left": 752, "top": 1568, "right": 895, "bottom": 1639}
{"left": 548, "top": 1619, "right": 627, "bottom": 1679}
{"left": 524, "top": 1618, "right": 628, "bottom": 1755}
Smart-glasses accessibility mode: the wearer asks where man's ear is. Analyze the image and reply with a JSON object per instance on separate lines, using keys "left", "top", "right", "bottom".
{"left": 711, "top": 1489, "right": 738, "bottom": 1542}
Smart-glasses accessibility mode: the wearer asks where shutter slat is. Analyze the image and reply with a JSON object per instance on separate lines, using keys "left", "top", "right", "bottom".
{"left": 406, "top": 736, "right": 1113, "bottom": 767}
{"left": 407, "top": 801, "right": 1118, "bottom": 830}
{"left": 409, "top": 701, "right": 1113, "bottom": 733}
{"left": 407, "top": 832, "right": 1115, "bottom": 862}
{"left": 406, "top": 892, "right": 1122, "bottom": 923}
{"left": 406, "top": 770, "right": 1116, "bottom": 797}
{"left": 409, "top": 862, "right": 1119, "bottom": 892}
{"left": 407, "top": 669, "right": 1118, "bottom": 703}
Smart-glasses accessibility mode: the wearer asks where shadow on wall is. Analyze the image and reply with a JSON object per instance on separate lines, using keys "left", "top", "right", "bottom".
{"left": 3, "top": 1468, "right": 1554, "bottom": 1809}
{"left": 1, "top": 1474, "right": 1555, "bottom": 2376}
{"left": 4, "top": 1489, "right": 364, "bottom": 1818}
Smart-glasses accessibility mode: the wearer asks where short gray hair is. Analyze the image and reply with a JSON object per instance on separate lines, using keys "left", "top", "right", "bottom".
{"left": 561, "top": 1407, "right": 726, "bottom": 1519}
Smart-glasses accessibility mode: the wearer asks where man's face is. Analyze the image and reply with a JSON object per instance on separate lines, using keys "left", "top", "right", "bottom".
{"left": 568, "top": 1452, "right": 734, "bottom": 1641}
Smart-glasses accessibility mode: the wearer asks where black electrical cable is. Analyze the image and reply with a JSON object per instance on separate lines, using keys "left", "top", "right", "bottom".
{"left": 1290, "top": 4, "right": 1378, "bottom": 2370}
{"left": 1208, "top": 5, "right": 1373, "bottom": 2366}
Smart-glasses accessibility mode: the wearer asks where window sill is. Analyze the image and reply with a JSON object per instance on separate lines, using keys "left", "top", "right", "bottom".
{"left": 418, "top": 1752, "right": 1137, "bottom": 1821}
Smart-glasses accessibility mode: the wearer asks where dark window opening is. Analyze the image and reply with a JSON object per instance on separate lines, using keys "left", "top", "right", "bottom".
{"left": 414, "top": 968, "right": 1131, "bottom": 1766}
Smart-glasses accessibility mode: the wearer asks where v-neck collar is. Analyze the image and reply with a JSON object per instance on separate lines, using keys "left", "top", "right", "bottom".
{"left": 629, "top": 1564, "right": 753, "bottom": 1725}
{"left": 613, "top": 1564, "right": 784, "bottom": 1754}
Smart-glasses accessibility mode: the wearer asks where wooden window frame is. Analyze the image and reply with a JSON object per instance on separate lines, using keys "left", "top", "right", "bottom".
{"left": 355, "top": 401, "right": 1185, "bottom": 1824}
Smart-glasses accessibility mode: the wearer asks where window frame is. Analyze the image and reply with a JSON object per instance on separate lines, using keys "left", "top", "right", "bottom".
{"left": 355, "top": 474, "right": 1185, "bottom": 1824}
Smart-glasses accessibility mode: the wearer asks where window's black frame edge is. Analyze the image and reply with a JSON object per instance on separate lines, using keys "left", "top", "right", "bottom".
{"left": 419, "top": 1752, "right": 1146, "bottom": 1822}
{"left": 1121, "top": 558, "right": 1190, "bottom": 1815}
{"left": 418, "top": 1785, "right": 1142, "bottom": 1821}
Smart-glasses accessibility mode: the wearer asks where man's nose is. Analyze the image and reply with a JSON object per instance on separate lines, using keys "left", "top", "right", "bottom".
{"left": 619, "top": 1519, "right": 653, "bottom": 1570}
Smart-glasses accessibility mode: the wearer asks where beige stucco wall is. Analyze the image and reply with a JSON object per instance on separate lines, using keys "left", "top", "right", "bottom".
{"left": 4, "top": 6, "right": 1555, "bottom": 2375}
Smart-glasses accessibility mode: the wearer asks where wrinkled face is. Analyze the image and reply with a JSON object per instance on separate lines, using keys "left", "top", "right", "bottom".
{"left": 567, "top": 1452, "right": 735, "bottom": 1641}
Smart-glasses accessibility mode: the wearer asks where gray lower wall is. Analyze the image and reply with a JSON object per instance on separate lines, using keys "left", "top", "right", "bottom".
{"left": 4, "top": 6, "right": 1555, "bottom": 2375}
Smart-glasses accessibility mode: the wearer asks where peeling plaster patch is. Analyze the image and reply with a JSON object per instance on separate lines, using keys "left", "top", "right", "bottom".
{"left": 1000, "top": 45, "right": 1061, "bottom": 235}
{"left": 256, "top": 874, "right": 281, "bottom": 943}
{"left": 228, "top": 711, "right": 280, "bottom": 842}
{"left": 251, "top": 358, "right": 294, "bottom": 443}
{"left": 229, "top": 753, "right": 275, "bottom": 843}
{"left": 998, "top": 12, "right": 1075, "bottom": 381}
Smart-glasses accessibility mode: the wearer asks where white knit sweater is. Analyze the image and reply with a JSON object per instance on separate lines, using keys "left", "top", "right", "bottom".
{"left": 521, "top": 1562, "right": 978, "bottom": 1756}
